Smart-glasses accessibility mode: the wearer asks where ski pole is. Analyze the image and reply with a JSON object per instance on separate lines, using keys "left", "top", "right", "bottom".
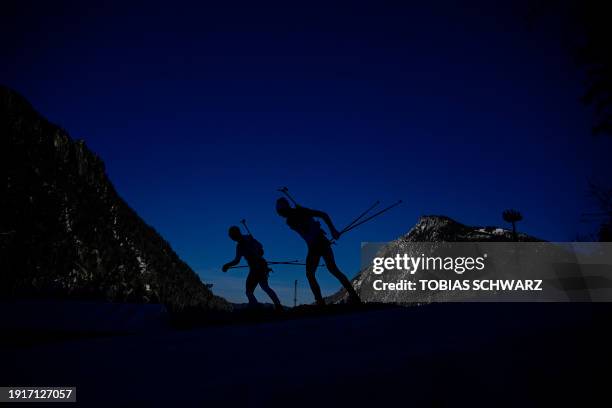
{"left": 270, "top": 262, "right": 326, "bottom": 267}
{"left": 277, "top": 186, "right": 299, "bottom": 206}
{"left": 268, "top": 260, "right": 301, "bottom": 265}
{"left": 228, "top": 261, "right": 325, "bottom": 269}
{"left": 340, "top": 200, "right": 380, "bottom": 234}
{"left": 340, "top": 200, "right": 403, "bottom": 235}
{"left": 228, "top": 260, "right": 300, "bottom": 269}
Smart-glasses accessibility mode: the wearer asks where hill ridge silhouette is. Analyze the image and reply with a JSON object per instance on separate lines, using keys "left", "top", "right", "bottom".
{"left": 0, "top": 86, "right": 229, "bottom": 312}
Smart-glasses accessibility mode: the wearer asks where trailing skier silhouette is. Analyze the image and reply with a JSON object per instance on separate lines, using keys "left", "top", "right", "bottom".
{"left": 275, "top": 197, "right": 361, "bottom": 305}
{"left": 222, "top": 226, "right": 282, "bottom": 310}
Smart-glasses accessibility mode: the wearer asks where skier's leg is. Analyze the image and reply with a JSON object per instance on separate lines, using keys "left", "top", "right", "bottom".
{"left": 321, "top": 246, "right": 361, "bottom": 303}
{"left": 259, "top": 276, "right": 282, "bottom": 310}
{"left": 245, "top": 272, "right": 259, "bottom": 307}
{"left": 306, "top": 248, "right": 325, "bottom": 306}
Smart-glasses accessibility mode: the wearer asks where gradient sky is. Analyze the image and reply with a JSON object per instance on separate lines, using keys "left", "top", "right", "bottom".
{"left": 2, "top": 0, "right": 611, "bottom": 304}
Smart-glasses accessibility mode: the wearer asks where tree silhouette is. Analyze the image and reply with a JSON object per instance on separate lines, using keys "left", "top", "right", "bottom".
{"left": 589, "top": 184, "right": 612, "bottom": 241}
{"left": 502, "top": 209, "right": 523, "bottom": 241}
{"left": 527, "top": 1, "right": 612, "bottom": 136}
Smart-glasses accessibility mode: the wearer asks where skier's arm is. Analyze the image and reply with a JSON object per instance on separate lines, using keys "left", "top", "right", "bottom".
{"left": 222, "top": 247, "right": 242, "bottom": 272}
{"left": 308, "top": 208, "right": 341, "bottom": 240}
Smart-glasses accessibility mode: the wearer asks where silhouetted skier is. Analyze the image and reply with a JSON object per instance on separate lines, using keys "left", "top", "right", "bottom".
{"left": 275, "top": 198, "right": 361, "bottom": 305}
{"left": 222, "top": 226, "right": 282, "bottom": 310}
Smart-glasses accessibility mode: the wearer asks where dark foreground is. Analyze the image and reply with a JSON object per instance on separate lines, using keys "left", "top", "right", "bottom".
{"left": 1, "top": 302, "right": 610, "bottom": 407}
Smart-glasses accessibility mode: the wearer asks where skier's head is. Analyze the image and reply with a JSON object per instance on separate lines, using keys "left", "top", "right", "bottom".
{"left": 275, "top": 197, "right": 291, "bottom": 217}
{"left": 228, "top": 226, "right": 242, "bottom": 241}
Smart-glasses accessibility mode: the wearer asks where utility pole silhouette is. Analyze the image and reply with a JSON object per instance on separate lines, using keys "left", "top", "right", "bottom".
{"left": 294, "top": 280, "right": 298, "bottom": 307}
{"left": 502, "top": 209, "right": 523, "bottom": 241}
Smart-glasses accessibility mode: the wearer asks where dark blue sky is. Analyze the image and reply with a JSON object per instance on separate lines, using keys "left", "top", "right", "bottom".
{"left": 3, "top": 0, "right": 611, "bottom": 304}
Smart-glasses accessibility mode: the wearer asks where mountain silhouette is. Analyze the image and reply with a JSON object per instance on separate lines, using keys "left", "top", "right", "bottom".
{"left": 0, "top": 86, "right": 229, "bottom": 312}
{"left": 328, "top": 215, "right": 542, "bottom": 303}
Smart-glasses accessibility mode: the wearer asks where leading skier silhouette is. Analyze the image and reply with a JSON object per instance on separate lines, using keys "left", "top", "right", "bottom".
{"left": 222, "top": 226, "right": 282, "bottom": 310}
{"left": 275, "top": 198, "right": 361, "bottom": 305}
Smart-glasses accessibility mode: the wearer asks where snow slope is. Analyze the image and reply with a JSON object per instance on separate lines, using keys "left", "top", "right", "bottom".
{"left": 1, "top": 303, "right": 606, "bottom": 407}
